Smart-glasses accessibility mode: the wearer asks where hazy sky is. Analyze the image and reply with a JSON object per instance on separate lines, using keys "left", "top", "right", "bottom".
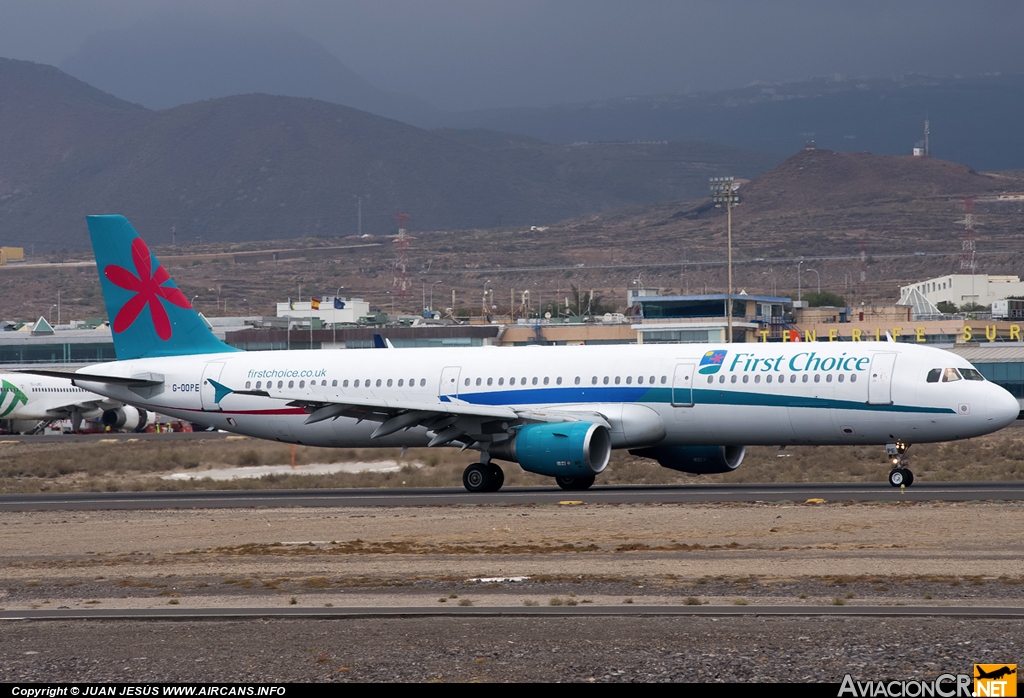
{"left": 3, "top": 0, "right": 1024, "bottom": 109}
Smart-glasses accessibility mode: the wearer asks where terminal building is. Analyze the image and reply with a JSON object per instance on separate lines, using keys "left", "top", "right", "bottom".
{"left": 901, "top": 274, "right": 1024, "bottom": 309}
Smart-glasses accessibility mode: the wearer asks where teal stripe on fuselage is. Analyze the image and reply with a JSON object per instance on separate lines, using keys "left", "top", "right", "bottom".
{"left": 442, "top": 385, "right": 955, "bottom": 415}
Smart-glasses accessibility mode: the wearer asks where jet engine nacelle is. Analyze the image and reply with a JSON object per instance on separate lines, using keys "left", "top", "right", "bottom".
{"left": 490, "top": 422, "right": 611, "bottom": 478}
{"left": 101, "top": 406, "right": 153, "bottom": 432}
{"left": 629, "top": 445, "right": 746, "bottom": 474}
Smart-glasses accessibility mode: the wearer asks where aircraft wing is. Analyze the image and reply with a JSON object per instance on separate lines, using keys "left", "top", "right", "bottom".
{"left": 226, "top": 383, "right": 593, "bottom": 448}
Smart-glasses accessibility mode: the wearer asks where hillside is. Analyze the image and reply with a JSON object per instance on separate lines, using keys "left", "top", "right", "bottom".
{"left": 5, "top": 148, "right": 1024, "bottom": 325}
{"left": 451, "top": 74, "right": 1024, "bottom": 171}
{"left": 0, "top": 58, "right": 781, "bottom": 252}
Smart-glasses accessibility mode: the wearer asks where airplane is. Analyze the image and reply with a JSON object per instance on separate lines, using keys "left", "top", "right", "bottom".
{"left": 975, "top": 666, "right": 1016, "bottom": 681}
{"left": 23, "top": 215, "right": 1021, "bottom": 491}
{"left": 0, "top": 372, "right": 154, "bottom": 433}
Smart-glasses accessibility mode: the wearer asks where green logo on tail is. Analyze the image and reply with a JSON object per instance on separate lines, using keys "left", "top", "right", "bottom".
{"left": 0, "top": 379, "right": 28, "bottom": 417}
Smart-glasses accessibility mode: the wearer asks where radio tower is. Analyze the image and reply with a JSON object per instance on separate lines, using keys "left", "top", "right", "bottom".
{"left": 859, "top": 237, "right": 867, "bottom": 291}
{"left": 392, "top": 212, "right": 411, "bottom": 299}
{"left": 958, "top": 198, "right": 977, "bottom": 273}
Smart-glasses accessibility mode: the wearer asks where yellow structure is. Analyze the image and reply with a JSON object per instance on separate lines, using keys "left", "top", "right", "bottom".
{"left": 0, "top": 247, "right": 24, "bottom": 265}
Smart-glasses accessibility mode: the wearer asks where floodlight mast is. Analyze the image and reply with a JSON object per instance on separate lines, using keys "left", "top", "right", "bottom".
{"left": 710, "top": 177, "right": 738, "bottom": 342}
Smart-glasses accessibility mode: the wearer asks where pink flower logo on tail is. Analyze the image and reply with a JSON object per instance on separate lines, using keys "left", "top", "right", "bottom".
{"left": 104, "top": 238, "right": 191, "bottom": 340}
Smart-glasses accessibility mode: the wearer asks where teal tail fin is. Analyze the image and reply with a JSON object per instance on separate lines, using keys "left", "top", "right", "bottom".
{"left": 87, "top": 215, "right": 240, "bottom": 360}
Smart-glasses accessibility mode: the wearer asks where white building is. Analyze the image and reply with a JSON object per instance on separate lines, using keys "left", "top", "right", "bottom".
{"left": 276, "top": 297, "right": 371, "bottom": 325}
{"left": 900, "top": 274, "right": 1024, "bottom": 309}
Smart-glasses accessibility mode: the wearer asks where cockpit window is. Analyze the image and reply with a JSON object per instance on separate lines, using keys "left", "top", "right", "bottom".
{"left": 942, "top": 367, "right": 962, "bottom": 382}
{"left": 926, "top": 369, "right": 941, "bottom": 383}
{"left": 960, "top": 368, "right": 985, "bottom": 381}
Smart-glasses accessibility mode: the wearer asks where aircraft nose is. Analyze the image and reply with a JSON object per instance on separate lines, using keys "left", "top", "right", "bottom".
{"left": 986, "top": 384, "right": 1020, "bottom": 429}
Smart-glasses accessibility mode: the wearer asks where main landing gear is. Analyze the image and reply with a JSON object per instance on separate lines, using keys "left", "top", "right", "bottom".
{"left": 462, "top": 462, "right": 505, "bottom": 493}
{"left": 886, "top": 442, "right": 914, "bottom": 487}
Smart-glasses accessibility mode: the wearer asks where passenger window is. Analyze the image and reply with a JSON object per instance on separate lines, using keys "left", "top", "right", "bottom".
{"left": 850, "top": 374, "right": 857, "bottom": 383}
{"left": 730, "top": 375, "right": 737, "bottom": 383}
{"left": 942, "top": 368, "right": 962, "bottom": 382}
{"left": 255, "top": 381, "right": 261, "bottom": 389}
{"left": 766, "top": 375, "right": 773, "bottom": 384}
{"left": 376, "top": 379, "right": 382, "bottom": 387}
{"left": 574, "top": 376, "right": 581, "bottom": 385}
{"left": 354, "top": 380, "right": 360, "bottom": 387}
{"left": 754, "top": 375, "right": 761, "bottom": 384}
{"left": 341, "top": 380, "right": 347, "bottom": 387}
{"left": 592, "top": 376, "right": 598, "bottom": 385}
{"left": 299, "top": 380, "right": 305, "bottom": 388}
{"left": 510, "top": 377, "right": 516, "bottom": 386}
{"left": 707, "top": 376, "right": 714, "bottom": 384}
{"left": 420, "top": 379, "right": 426, "bottom": 387}
{"left": 826, "top": 374, "right": 833, "bottom": 383}
{"left": 476, "top": 378, "right": 482, "bottom": 386}
{"left": 556, "top": 377, "right": 563, "bottom": 385}
{"left": 499, "top": 377, "right": 505, "bottom": 386}
{"left": 278, "top": 381, "right": 284, "bottom": 388}
{"left": 614, "top": 376, "right": 621, "bottom": 385}
{"left": 398, "top": 379, "right": 404, "bottom": 387}
{"left": 465, "top": 378, "right": 471, "bottom": 386}
{"left": 804, "top": 375, "right": 810, "bottom": 383}
{"left": 245, "top": 381, "right": 251, "bottom": 389}
{"left": 960, "top": 368, "right": 985, "bottom": 381}
{"left": 543, "top": 377, "right": 549, "bottom": 385}
{"left": 532, "top": 377, "right": 538, "bottom": 385}
{"left": 487, "top": 377, "right": 493, "bottom": 386}
{"left": 649, "top": 376, "right": 655, "bottom": 384}
{"left": 384, "top": 379, "right": 391, "bottom": 387}
{"left": 322, "top": 380, "right": 327, "bottom": 386}
{"left": 718, "top": 375, "right": 725, "bottom": 384}
{"left": 742, "top": 375, "right": 749, "bottom": 383}
{"left": 926, "top": 369, "right": 942, "bottom": 383}
{"left": 637, "top": 376, "right": 644, "bottom": 384}
{"left": 288, "top": 380, "right": 294, "bottom": 388}
{"left": 603, "top": 376, "right": 610, "bottom": 385}
{"left": 837, "top": 374, "right": 844, "bottom": 383}
{"left": 661, "top": 376, "right": 667, "bottom": 384}
{"left": 625, "top": 376, "right": 632, "bottom": 384}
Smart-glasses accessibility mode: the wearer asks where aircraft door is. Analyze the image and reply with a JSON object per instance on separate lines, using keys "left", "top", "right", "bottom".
{"left": 671, "top": 363, "right": 695, "bottom": 407}
{"left": 439, "top": 366, "right": 461, "bottom": 398}
{"left": 867, "top": 353, "right": 897, "bottom": 405}
{"left": 200, "top": 361, "right": 226, "bottom": 411}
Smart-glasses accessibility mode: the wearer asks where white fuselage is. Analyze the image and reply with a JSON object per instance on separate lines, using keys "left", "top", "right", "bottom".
{"left": 1, "top": 373, "right": 116, "bottom": 421}
{"left": 72, "top": 341, "right": 1019, "bottom": 449}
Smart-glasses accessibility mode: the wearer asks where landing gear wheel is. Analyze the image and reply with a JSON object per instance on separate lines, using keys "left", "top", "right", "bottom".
{"left": 487, "top": 463, "right": 504, "bottom": 492}
{"left": 463, "top": 463, "right": 490, "bottom": 493}
{"left": 888, "top": 468, "right": 914, "bottom": 487}
{"left": 555, "top": 474, "right": 596, "bottom": 491}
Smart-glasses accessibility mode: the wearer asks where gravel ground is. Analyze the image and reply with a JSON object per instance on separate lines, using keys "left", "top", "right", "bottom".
{"left": 2, "top": 500, "right": 1023, "bottom": 682}
{"left": 2, "top": 616, "right": 1021, "bottom": 683}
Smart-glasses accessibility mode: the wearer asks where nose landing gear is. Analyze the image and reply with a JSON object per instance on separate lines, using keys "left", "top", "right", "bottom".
{"left": 885, "top": 442, "right": 914, "bottom": 487}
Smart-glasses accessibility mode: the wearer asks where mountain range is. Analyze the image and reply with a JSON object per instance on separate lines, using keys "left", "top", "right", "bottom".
{"left": 0, "top": 57, "right": 779, "bottom": 252}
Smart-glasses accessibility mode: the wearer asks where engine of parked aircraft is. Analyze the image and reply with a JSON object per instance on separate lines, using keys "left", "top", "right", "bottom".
{"left": 101, "top": 406, "right": 152, "bottom": 432}
{"left": 490, "top": 422, "right": 611, "bottom": 478}
{"left": 629, "top": 445, "right": 746, "bottom": 474}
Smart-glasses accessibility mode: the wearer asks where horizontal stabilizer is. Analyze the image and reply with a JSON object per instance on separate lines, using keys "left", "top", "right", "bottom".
{"left": 18, "top": 369, "right": 164, "bottom": 387}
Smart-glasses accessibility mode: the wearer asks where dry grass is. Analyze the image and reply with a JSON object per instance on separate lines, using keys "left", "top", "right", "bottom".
{"left": 1, "top": 426, "right": 1022, "bottom": 494}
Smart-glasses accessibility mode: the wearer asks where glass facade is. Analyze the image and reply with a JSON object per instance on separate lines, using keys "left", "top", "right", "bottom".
{"left": 0, "top": 342, "right": 117, "bottom": 364}
{"left": 971, "top": 362, "right": 1024, "bottom": 399}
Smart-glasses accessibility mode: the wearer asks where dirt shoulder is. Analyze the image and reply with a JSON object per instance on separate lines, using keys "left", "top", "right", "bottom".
{"left": 2, "top": 500, "right": 1022, "bottom": 611}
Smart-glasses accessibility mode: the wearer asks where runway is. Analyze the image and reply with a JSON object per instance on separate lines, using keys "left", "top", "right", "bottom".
{"left": 2, "top": 480, "right": 1023, "bottom": 511}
